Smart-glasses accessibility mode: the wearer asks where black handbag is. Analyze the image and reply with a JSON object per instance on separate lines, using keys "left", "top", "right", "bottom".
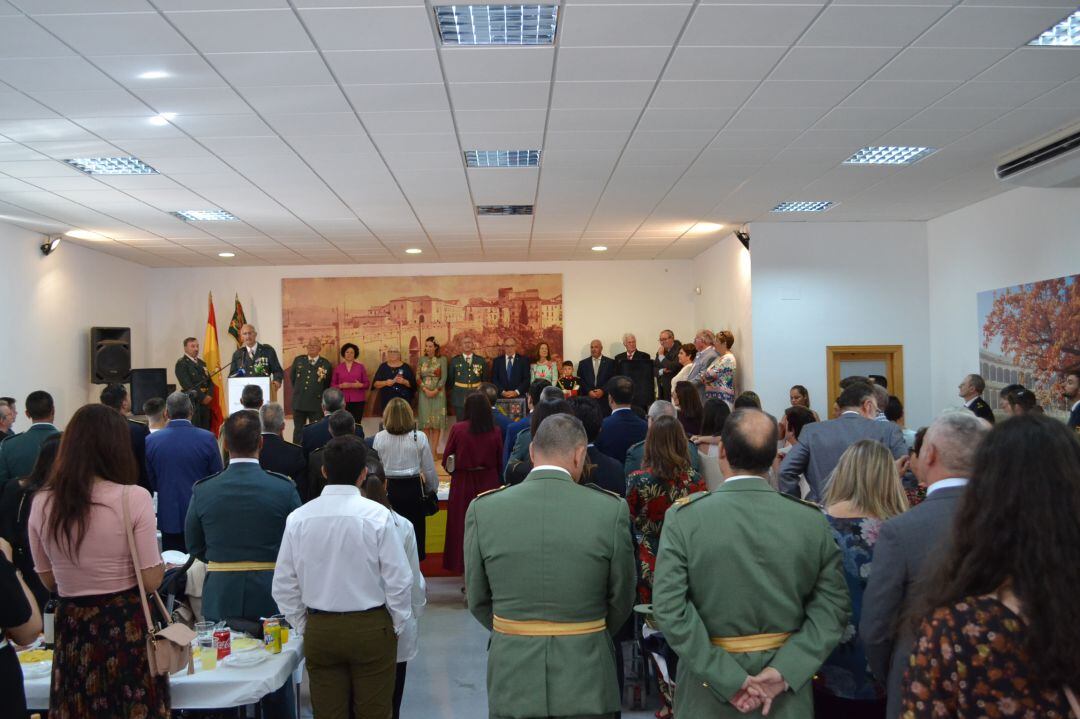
{"left": 413, "top": 428, "right": 440, "bottom": 516}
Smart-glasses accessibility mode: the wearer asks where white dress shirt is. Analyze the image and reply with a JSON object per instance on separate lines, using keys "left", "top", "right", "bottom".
{"left": 389, "top": 510, "right": 426, "bottom": 662}
{"left": 372, "top": 430, "right": 440, "bottom": 492}
{"left": 926, "top": 477, "right": 969, "bottom": 496}
{"left": 272, "top": 484, "right": 413, "bottom": 637}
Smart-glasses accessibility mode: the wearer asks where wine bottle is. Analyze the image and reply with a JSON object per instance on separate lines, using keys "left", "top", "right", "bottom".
{"left": 43, "top": 595, "right": 58, "bottom": 649}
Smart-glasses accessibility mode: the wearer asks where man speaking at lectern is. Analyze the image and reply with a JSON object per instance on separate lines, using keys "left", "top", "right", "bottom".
{"left": 230, "top": 324, "right": 284, "bottom": 396}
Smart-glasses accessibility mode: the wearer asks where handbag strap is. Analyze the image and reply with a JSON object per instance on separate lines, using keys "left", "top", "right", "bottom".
{"left": 412, "top": 427, "right": 428, "bottom": 497}
{"left": 122, "top": 486, "right": 156, "bottom": 632}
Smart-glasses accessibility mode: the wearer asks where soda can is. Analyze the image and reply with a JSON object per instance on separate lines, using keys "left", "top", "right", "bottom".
{"left": 213, "top": 629, "right": 231, "bottom": 660}
{"left": 263, "top": 619, "right": 282, "bottom": 654}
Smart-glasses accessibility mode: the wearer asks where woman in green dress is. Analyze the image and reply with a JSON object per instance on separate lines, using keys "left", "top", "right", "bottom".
{"left": 417, "top": 336, "right": 447, "bottom": 459}
{"left": 530, "top": 341, "right": 558, "bottom": 384}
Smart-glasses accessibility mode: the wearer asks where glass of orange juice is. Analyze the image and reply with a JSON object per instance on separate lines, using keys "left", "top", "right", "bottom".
{"left": 199, "top": 638, "right": 217, "bottom": 670}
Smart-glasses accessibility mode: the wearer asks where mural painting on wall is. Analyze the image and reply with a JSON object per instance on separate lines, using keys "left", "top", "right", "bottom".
{"left": 978, "top": 272, "right": 1080, "bottom": 419}
{"left": 281, "top": 274, "right": 563, "bottom": 415}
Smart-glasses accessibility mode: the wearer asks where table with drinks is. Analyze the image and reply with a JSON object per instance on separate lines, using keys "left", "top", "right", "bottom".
{"left": 21, "top": 618, "right": 305, "bottom": 712}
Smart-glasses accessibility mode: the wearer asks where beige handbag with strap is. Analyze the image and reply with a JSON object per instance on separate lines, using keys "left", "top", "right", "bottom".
{"left": 122, "top": 487, "right": 196, "bottom": 676}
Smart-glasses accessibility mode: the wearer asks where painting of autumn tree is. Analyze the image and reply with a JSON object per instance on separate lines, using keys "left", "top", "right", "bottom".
{"left": 980, "top": 274, "right": 1080, "bottom": 411}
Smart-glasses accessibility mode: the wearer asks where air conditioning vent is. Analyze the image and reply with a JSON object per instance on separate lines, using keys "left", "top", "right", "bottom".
{"left": 996, "top": 122, "right": 1080, "bottom": 188}
{"left": 476, "top": 204, "right": 533, "bottom": 216}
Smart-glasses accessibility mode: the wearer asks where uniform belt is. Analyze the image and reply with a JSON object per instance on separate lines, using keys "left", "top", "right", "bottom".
{"left": 493, "top": 616, "right": 606, "bottom": 637}
{"left": 710, "top": 631, "right": 791, "bottom": 653}
{"left": 454, "top": 382, "right": 480, "bottom": 389}
{"left": 206, "top": 561, "right": 276, "bottom": 572}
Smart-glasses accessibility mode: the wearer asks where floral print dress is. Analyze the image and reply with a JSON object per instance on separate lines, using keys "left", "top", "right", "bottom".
{"left": 702, "top": 352, "right": 737, "bottom": 405}
{"left": 626, "top": 467, "right": 706, "bottom": 603}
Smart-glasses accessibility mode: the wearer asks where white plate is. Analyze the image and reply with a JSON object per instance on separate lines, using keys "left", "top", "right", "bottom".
{"left": 229, "top": 636, "right": 262, "bottom": 653}
{"left": 21, "top": 661, "right": 52, "bottom": 678}
{"left": 222, "top": 651, "right": 269, "bottom": 668}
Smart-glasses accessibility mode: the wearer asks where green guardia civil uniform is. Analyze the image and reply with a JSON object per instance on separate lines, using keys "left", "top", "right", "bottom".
{"left": 465, "top": 467, "right": 636, "bottom": 719}
{"left": 651, "top": 476, "right": 849, "bottom": 718}
{"left": 447, "top": 353, "right": 487, "bottom": 418}
{"left": 175, "top": 354, "right": 214, "bottom": 430}
{"left": 184, "top": 460, "right": 301, "bottom": 622}
{"left": 289, "top": 354, "right": 333, "bottom": 413}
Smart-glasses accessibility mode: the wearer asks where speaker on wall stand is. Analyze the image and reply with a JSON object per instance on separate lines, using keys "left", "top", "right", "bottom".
{"left": 90, "top": 327, "right": 131, "bottom": 384}
{"left": 129, "top": 368, "right": 168, "bottom": 415}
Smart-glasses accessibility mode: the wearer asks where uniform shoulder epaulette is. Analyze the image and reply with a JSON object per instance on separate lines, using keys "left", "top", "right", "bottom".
{"left": 779, "top": 493, "right": 823, "bottom": 511}
{"left": 476, "top": 485, "right": 509, "bottom": 500}
{"left": 673, "top": 490, "right": 710, "bottom": 510}
{"left": 264, "top": 469, "right": 293, "bottom": 483}
{"left": 194, "top": 469, "right": 225, "bottom": 487}
{"left": 584, "top": 483, "right": 621, "bottom": 500}
{"left": 627, "top": 439, "right": 645, "bottom": 451}
{"left": 127, "top": 417, "right": 148, "bottom": 427}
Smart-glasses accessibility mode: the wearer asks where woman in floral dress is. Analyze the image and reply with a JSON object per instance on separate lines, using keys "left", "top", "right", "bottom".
{"left": 817, "top": 439, "right": 908, "bottom": 719}
{"left": 530, "top": 341, "right": 558, "bottom": 384}
{"left": 417, "top": 336, "right": 447, "bottom": 459}
{"left": 702, "top": 330, "right": 737, "bottom": 406}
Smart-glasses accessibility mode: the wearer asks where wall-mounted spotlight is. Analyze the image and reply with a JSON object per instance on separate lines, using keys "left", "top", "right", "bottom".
{"left": 734, "top": 229, "right": 750, "bottom": 252}
{"left": 40, "top": 237, "right": 61, "bottom": 256}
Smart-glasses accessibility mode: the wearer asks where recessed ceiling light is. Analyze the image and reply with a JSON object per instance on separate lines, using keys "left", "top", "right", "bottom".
{"left": 148, "top": 113, "right": 177, "bottom": 126}
{"left": 405, "top": 248, "right": 423, "bottom": 254}
{"left": 844, "top": 146, "right": 936, "bottom": 165}
{"left": 687, "top": 222, "right": 724, "bottom": 235}
{"left": 172, "top": 210, "right": 239, "bottom": 222}
{"left": 771, "top": 201, "right": 835, "bottom": 213}
{"left": 591, "top": 245, "right": 608, "bottom": 252}
{"left": 1029, "top": 9, "right": 1080, "bottom": 46}
{"left": 218, "top": 251, "right": 235, "bottom": 258}
{"left": 65, "top": 229, "right": 109, "bottom": 241}
{"left": 63, "top": 156, "right": 158, "bottom": 175}
{"left": 138, "top": 70, "right": 169, "bottom": 80}
{"left": 435, "top": 4, "right": 558, "bottom": 46}
{"left": 465, "top": 150, "right": 541, "bottom": 168}
{"left": 476, "top": 204, "right": 533, "bottom": 216}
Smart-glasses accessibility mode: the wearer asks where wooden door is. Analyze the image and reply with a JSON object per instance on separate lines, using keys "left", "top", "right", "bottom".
{"left": 826, "top": 345, "right": 904, "bottom": 414}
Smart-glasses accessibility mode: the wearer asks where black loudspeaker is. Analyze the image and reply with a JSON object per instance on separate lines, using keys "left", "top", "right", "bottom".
{"left": 130, "top": 369, "right": 168, "bottom": 414}
{"left": 90, "top": 327, "right": 131, "bottom": 384}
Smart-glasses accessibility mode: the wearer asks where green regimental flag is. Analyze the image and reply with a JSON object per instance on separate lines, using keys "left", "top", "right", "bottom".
{"left": 228, "top": 294, "right": 247, "bottom": 345}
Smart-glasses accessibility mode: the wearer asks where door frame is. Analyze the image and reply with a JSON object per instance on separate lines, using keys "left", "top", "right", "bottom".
{"left": 826, "top": 344, "right": 904, "bottom": 412}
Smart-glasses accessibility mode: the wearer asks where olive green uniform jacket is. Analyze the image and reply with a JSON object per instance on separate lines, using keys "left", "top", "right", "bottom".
{"left": 185, "top": 461, "right": 301, "bottom": 622}
{"left": 175, "top": 355, "right": 214, "bottom": 430}
{"left": 288, "top": 355, "right": 333, "bottom": 413}
{"left": 447, "top": 354, "right": 487, "bottom": 417}
{"left": 652, "top": 476, "right": 849, "bottom": 718}
{"left": 465, "top": 467, "right": 636, "bottom": 719}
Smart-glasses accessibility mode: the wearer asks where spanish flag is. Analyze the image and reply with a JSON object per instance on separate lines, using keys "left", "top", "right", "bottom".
{"left": 204, "top": 293, "right": 226, "bottom": 436}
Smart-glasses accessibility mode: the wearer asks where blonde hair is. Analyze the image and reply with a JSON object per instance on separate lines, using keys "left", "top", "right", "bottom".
{"left": 824, "top": 440, "right": 908, "bottom": 519}
{"left": 382, "top": 397, "right": 415, "bottom": 435}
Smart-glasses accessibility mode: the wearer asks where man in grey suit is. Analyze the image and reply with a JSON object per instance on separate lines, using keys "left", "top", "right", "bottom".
{"left": 779, "top": 381, "right": 907, "bottom": 502}
{"left": 859, "top": 411, "right": 990, "bottom": 719}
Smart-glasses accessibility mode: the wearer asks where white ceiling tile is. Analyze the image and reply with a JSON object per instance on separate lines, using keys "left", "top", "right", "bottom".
{"left": 135, "top": 87, "right": 250, "bottom": 115}
{"left": 544, "top": 130, "right": 631, "bottom": 151}
{"left": 449, "top": 82, "right": 549, "bottom": 111}
{"left": 454, "top": 109, "right": 545, "bottom": 134}
{"left": 24, "top": 139, "right": 126, "bottom": 158}
{"left": 0, "top": 143, "right": 46, "bottom": 160}
{"left": 0, "top": 117, "right": 96, "bottom": 141}
{"left": 239, "top": 85, "right": 350, "bottom": 115}
{"left": 875, "top": 48, "right": 1012, "bottom": 83}
{"left": 1028, "top": 81, "right": 1080, "bottom": 109}
{"left": 74, "top": 115, "right": 185, "bottom": 139}
{"left": 18, "top": 175, "right": 104, "bottom": 191}
{"left": 649, "top": 80, "right": 757, "bottom": 108}
{"left": 560, "top": 4, "right": 692, "bottom": 47}
{"left": 664, "top": 47, "right": 786, "bottom": 82}
{"left": 915, "top": 6, "right": 1076, "bottom": 49}
{"left": 637, "top": 107, "right": 733, "bottom": 132}
{"left": 200, "top": 136, "right": 293, "bottom": 156}
{"left": 169, "top": 170, "right": 251, "bottom": 188}
{"left": 770, "top": 47, "right": 898, "bottom": 83}
{"left": 976, "top": 48, "right": 1080, "bottom": 83}
{"left": 91, "top": 54, "right": 227, "bottom": 89}
{"left": 899, "top": 106, "right": 1009, "bottom": 131}
{"left": 800, "top": 5, "right": 948, "bottom": 47}
{"left": 166, "top": 10, "right": 314, "bottom": 53}
{"left": 559, "top": 46, "right": 672, "bottom": 82}
{"left": 708, "top": 129, "right": 802, "bottom": 148}
{"left": 344, "top": 84, "right": 449, "bottom": 112}
{"left": 0, "top": 16, "right": 76, "bottom": 58}
{"left": 935, "top": 81, "right": 1060, "bottom": 109}
{"left": 841, "top": 81, "right": 959, "bottom": 108}
{"left": 728, "top": 106, "right": 826, "bottom": 131}
{"left": 467, "top": 167, "right": 538, "bottom": 204}
{"left": 298, "top": 7, "right": 435, "bottom": 51}
{"left": 682, "top": 3, "right": 820, "bottom": 46}
{"left": 458, "top": 130, "right": 543, "bottom": 148}
{"left": 35, "top": 12, "right": 192, "bottom": 55}
{"left": 27, "top": 89, "right": 151, "bottom": 117}
{"left": 548, "top": 107, "right": 639, "bottom": 132}
{"left": 360, "top": 110, "right": 454, "bottom": 134}
{"left": 208, "top": 51, "right": 332, "bottom": 86}
{"left": 265, "top": 112, "right": 365, "bottom": 135}
{"left": 368, "top": 132, "right": 459, "bottom": 153}
{"left": 813, "top": 106, "right": 919, "bottom": 131}
{"left": 325, "top": 50, "right": 442, "bottom": 84}
{"left": 0, "top": 91, "right": 57, "bottom": 120}
{"left": 116, "top": 137, "right": 213, "bottom": 157}
{"left": 169, "top": 113, "right": 272, "bottom": 137}
{"left": 0, "top": 57, "right": 119, "bottom": 91}
{"left": 12, "top": 0, "right": 152, "bottom": 12}
{"left": 550, "top": 81, "right": 654, "bottom": 109}
{"left": 743, "top": 81, "right": 860, "bottom": 109}
{"left": 443, "top": 47, "right": 554, "bottom": 83}
{"left": 287, "top": 134, "right": 377, "bottom": 156}
{"left": 626, "top": 130, "right": 715, "bottom": 150}
{"left": 0, "top": 160, "right": 83, "bottom": 176}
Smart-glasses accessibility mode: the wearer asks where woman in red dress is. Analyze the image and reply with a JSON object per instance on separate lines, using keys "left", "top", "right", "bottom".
{"left": 442, "top": 393, "right": 503, "bottom": 574}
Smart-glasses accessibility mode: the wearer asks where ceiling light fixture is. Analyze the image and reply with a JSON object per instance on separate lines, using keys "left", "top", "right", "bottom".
{"left": 476, "top": 204, "right": 533, "bottom": 216}
{"left": 405, "top": 248, "right": 423, "bottom": 254}
{"left": 1029, "top": 9, "right": 1080, "bottom": 46}
{"left": 172, "top": 210, "right": 239, "bottom": 222}
{"left": 218, "top": 251, "right": 235, "bottom": 258}
{"left": 435, "top": 4, "right": 558, "bottom": 46}
{"left": 63, "top": 156, "right": 158, "bottom": 175}
{"left": 138, "top": 70, "right": 169, "bottom": 80}
{"left": 65, "top": 229, "right": 109, "bottom": 241}
{"left": 40, "top": 237, "right": 61, "bottom": 256}
{"left": 148, "top": 113, "right": 177, "bottom": 126}
{"left": 844, "top": 146, "right": 936, "bottom": 165}
{"left": 771, "top": 201, "right": 835, "bottom": 213}
{"left": 687, "top": 222, "right": 724, "bottom": 235}
{"left": 465, "top": 150, "right": 541, "bottom": 168}
{"left": 591, "top": 245, "right": 608, "bottom": 252}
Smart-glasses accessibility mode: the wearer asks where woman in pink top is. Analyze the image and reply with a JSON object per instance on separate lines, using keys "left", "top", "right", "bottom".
{"left": 332, "top": 342, "right": 370, "bottom": 423}
{"left": 28, "top": 404, "right": 168, "bottom": 719}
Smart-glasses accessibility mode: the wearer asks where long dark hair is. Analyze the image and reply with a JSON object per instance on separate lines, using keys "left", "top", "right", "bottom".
{"left": 360, "top": 472, "right": 391, "bottom": 510}
{"left": 45, "top": 404, "right": 137, "bottom": 557}
{"left": 22, "top": 432, "right": 62, "bottom": 492}
{"left": 463, "top": 392, "right": 494, "bottom": 434}
{"left": 700, "top": 399, "right": 730, "bottom": 437}
{"left": 674, "top": 381, "right": 703, "bottom": 423}
{"left": 912, "top": 414, "right": 1080, "bottom": 689}
{"left": 641, "top": 415, "right": 691, "bottom": 481}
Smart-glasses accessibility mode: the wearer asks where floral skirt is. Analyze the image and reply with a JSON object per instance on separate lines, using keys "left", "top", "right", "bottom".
{"left": 52, "top": 587, "right": 170, "bottom": 719}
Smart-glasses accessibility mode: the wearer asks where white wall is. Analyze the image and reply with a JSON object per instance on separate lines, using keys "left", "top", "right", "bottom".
{"left": 0, "top": 226, "right": 149, "bottom": 428}
{"left": 144, "top": 259, "right": 701, "bottom": 389}
{"left": 926, "top": 186, "right": 1080, "bottom": 414}
{"left": 749, "top": 221, "right": 932, "bottom": 425}
{"left": 694, "top": 233, "right": 753, "bottom": 393}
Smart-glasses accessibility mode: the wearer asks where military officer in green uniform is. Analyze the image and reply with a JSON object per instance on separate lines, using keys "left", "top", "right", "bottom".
{"left": 447, "top": 335, "right": 487, "bottom": 420}
{"left": 0, "top": 391, "right": 59, "bottom": 484}
{"left": 175, "top": 337, "right": 215, "bottom": 431}
{"left": 288, "top": 337, "right": 333, "bottom": 444}
{"left": 185, "top": 410, "right": 301, "bottom": 624}
{"left": 465, "top": 413, "right": 636, "bottom": 719}
{"left": 652, "top": 409, "right": 849, "bottom": 718}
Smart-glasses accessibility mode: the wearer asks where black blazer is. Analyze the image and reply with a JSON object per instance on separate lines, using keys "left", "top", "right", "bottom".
{"left": 127, "top": 418, "right": 151, "bottom": 493}
{"left": 586, "top": 446, "right": 626, "bottom": 496}
{"left": 1070, "top": 402, "right": 1080, "bottom": 431}
{"left": 230, "top": 342, "right": 284, "bottom": 383}
{"left": 259, "top": 433, "right": 306, "bottom": 497}
{"left": 614, "top": 352, "right": 656, "bottom": 409}
{"left": 595, "top": 408, "right": 648, "bottom": 465}
{"left": 490, "top": 353, "right": 530, "bottom": 397}
{"left": 968, "top": 396, "right": 996, "bottom": 424}
{"left": 577, "top": 355, "right": 616, "bottom": 396}
{"left": 300, "top": 416, "right": 365, "bottom": 459}
{"left": 655, "top": 344, "right": 681, "bottom": 400}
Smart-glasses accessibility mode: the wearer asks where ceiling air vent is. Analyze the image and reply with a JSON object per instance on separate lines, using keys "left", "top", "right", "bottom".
{"left": 476, "top": 205, "right": 533, "bottom": 216}
{"left": 996, "top": 121, "right": 1080, "bottom": 188}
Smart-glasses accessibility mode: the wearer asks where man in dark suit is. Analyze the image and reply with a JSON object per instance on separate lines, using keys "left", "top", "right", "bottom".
{"left": 577, "top": 339, "right": 616, "bottom": 413}
{"left": 595, "top": 376, "right": 648, "bottom": 465}
{"left": 958, "top": 373, "right": 995, "bottom": 424}
{"left": 569, "top": 397, "right": 626, "bottom": 496}
{"left": 301, "top": 388, "right": 363, "bottom": 460}
{"left": 145, "top": 392, "right": 223, "bottom": 552}
{"left": 503, "top": 379, "right": 551, "bottom": 468}
{"left": 100, "top": 383, "right": 152, "bottom": 492}
{"left": 779, "top": 381, "right": 908, "bottom": 502}
{"left": 490, "top": 336, "right": 530, "bottom": 399}
{"left": 175, "top": 336, "right": 215, "bottom": 430}
{"left": 614, "top": 333, "right": 656, "bottom": 411}
{"left": 0, "top": 391, "right": 59, "bottom": 484}
{"left": 1066, "top": 370, "right": 1080, "bottom": 433}
{"left": 0, "top": 399, "right": 16, "bottom": 440}
{"left": 480, "top": 383, "right": 512, "bottom": 439}
{"left": 860, "top": 412, "right": 990, "bottom": 718}
{"left": 230, "top": 324, "right": 284, "bottom": 395}
{"left": 305, "top": 409, "right": 362, "bottom": 502}
{"left": 654, "top": 329, "right": 680, "bottom": 402}
{"left": 257, "top": 403, "right": 306, "bottom": 496}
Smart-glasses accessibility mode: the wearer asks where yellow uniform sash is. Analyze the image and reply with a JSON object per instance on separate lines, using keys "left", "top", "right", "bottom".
{"left": 206, "top": 561, "right": 276, "bottom": 572}
{"left": 493, "top": 616, "right": 606, "bottom": 637}
{"left": 710, "top": 631, "right": 791, "bottom": 653}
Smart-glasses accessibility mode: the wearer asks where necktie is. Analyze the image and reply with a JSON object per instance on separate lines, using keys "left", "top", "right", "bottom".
{"left": 507, "top": 357, "right": 513, "bottom": 374}
{"left": 593, "top": 358, "right": 600, "bottom": 378}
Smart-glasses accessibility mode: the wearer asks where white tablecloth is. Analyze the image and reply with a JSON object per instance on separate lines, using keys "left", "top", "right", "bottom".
{"left": 25, "top": 637, "right": 304, "bottom": 711}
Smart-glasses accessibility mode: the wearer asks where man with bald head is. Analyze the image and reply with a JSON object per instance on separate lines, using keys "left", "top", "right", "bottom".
{"left": 465, "top": 413, "right": 634, "bottom": 719}
{"left": 577, "top": 339, "right": 615, "bottom": 413}
{"left": 230, "top": 323, "right": 284, "bottom": 394}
